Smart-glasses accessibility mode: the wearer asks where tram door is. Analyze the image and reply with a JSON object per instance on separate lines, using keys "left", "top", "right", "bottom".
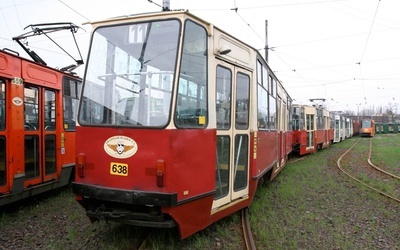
{"left": 305, "top": 108, "right": 315, "bottom": 150}
{"left": 213, "top": 62, "right": 250, "bottom": 209}
{"left": 23, "top": 85, "right": 58, "bottom": 186}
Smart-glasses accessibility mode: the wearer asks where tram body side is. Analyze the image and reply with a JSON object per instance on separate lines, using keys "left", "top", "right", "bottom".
{"left": 315, "top": 108, "right": 331, "bottom": 150}
{"left": 0, "top": 50, "right": 80, "bottom": 206}
{"left": 352, "top": 120, "right": 361, "bottom": 136}
{"left": 72, "top": 11, "right": 292, "bottom": 239}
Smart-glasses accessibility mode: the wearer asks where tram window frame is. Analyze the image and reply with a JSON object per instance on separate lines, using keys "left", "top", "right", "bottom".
{"left": 256, "top": 60, "right": 268, "bottom": 130}
{"left": 0, "top": 80, "right": 5, "bottom": 131}
{"left": 63, "top": 77, "right": 81, "bottom": 131}
{"left": 256, "top": 60, "right": 279, "bottom": 131}
{"left": 269, "top": 75, "right": 274, "bottom": 97}
{"left": 175, "top": 19, "right": 208, "bottom": 129}
{"left": 0, "top": 136, "right": 5, "bottom": 186}
{"left": 300, "top": 107, "right": 305, "bottom": 130}
{"left": 24, "top": 86, "right": 39, "bottom": 131}
{"left": 268, "top": 75, "right": 277, "bottom": 130}
{"left": 216, "top": 65, "right": 232, "bottom": 130}
{"left": 268, "top": 94, "right": 277, "bottom": 130}
{"left": 233, "top": 134, "right": 248, "bottom": 192}
{"left": 44, "top": 90, "right": 56, "bottom": 131}
{"left": 287, "top": 97, "right": 293, "bottom": 132}
{"left": 215, "top": 135, "right": 230, "bottom": 199}
{"left": 79, "top": 19, "right": 180, "bottom": 128}
{"left": 256, "top": 61, "right": 262, "bottom": 85}
{"left": 292, "top": 107, "right": 300, "bottom": 131}
{"left": 257, "top": 85, "right": 268, "bottom": 130}
{"left": 235, "top": 72, "right": 249, "bottom": 130}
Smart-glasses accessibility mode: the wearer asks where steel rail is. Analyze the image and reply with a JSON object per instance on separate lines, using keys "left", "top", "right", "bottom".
{"left": 367, "top": 138, "right": 400, "bottom": 180}
{"left": 336, "top": 138, "right": 400, "bottom": 203}
{"left": 242, "top": 207, "right": 256, "bottom": 250}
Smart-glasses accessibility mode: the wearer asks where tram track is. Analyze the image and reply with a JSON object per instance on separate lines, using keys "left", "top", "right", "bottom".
{"left": 337, "top": 138, "right": 400, "bottom": 203}
{"left": 367, "top": 139, "right": 400, "bottom": 180}
{"left": 242, "top": 207, "right": 256, "bottom": 250}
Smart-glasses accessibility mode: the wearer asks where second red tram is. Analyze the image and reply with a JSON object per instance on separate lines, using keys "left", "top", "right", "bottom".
{"left": 291, "top": 104, "right": 331, "bottom": 155}
{"left": 73, "top": 11, "right": 292, "bottom": 239}
{"left": 0, "top": 49, "right": 81, "bottom": 206}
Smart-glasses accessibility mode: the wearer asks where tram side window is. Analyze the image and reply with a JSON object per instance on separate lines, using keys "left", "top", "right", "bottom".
{"left": 316, "top": 109, "right": 323, "bottom": 130}
{"left": 236, "top": 73, "right": 249, "bottom": 130}
{"left": 0, "top": 81, "right": 4, "bottom": 186}
{"left": 288, "top": 98, "right": 293, "bottom": 131}
{"left": 215, "top": 136, "right": 230, "bottom": 199}
{"left": 281, "top": 101, "right": 287, "bottom": 131}
{"left": 44, "top": 90, "right": 56, "bottom": 131}
{"left": 79, "top": 84, "right": 104, "bottom": 124}
{"left": 233, "top": 134, "right": 248, "bottom": 192}
{"left": 0, "top": 137, "right": 5, "bottom": 186}
{"left": 0, "top": 80, "right": 5, "bottom": 130}
{"left": 63, "top": 78, "right": 81, "bottom": 131}
{"left": 257, "top": 85, "right": 268, "bottom": 129}
{"left": 216, "top": 66, "right": 232, "bottom": 130}
{"left": 300, "top": 108, "right": 305, "bottom": 130}
{"left": 292, "top": 107, "right": 299, "bottom": 130}
{"left": 24, "top": 86, "right": 39, "bottom": 130}
{"left": 256, "top": 61, "right": 262, "bottom": 85}
{"left": 175, "top": 20, "right": 207, "bottom": 128}
{"left": 45, "top": 135, "right": 56, "bottom": 175}
{"left": 269, "top": 95, "right": 276, "bottom": 129}
{"left": 256, "top": 60, "right": 268, "bottom": 130}
{"left": 268, "top": 76, "right": 277, "bottom": 130}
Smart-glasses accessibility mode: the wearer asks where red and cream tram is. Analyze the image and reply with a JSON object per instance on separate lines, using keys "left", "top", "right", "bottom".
{"left": 315, "top": 106, "right": 331, "bottom": 150}
{"left": 291, "top": 104, "right": 331, "bottom": 155}
{"left": 0, "top": 49, "right": 81, "bottom": 206}
{"left": 72, "top": 11, "right": 292, "bottom": 239}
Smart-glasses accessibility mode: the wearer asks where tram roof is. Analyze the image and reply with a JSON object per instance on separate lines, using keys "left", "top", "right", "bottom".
{"left": 85, "top": 10, "right": 291, "bottom": 99}
{"left": 86, "top": 10, "right": 209, "bottom": 28}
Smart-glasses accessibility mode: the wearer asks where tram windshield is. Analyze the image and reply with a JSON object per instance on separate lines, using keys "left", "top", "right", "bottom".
{"left": 79, "top": 19, "right": 181, "bottom": 127}
{"left": 362, "top": 119, "right": 371, "bottom": 128}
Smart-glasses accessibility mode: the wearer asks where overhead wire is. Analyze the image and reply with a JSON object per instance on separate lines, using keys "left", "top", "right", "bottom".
{"left": 357, "top": 0, "right": 382, "bottom": 105}
{"left": 58, "top": 0, "right": 91, "bottom": 22}
{"left": 225, "top": 1, "right": 362, "bottom": 104}
{"left": 359, "top": 0, "right": 381, "bottom": 63}
{"left": 0, "top": 4, "right": 12, "bottom": 38}
{"left": 12, "top": 0, "right": 23, "bottom": 32}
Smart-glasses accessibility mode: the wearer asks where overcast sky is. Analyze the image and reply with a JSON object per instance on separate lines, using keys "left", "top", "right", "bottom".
{"left": 1, "top": 0, "right": 399, "bottom": 113}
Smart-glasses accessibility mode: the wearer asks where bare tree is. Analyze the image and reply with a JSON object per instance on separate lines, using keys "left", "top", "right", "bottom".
{"left": 385, "top": 102, "right": 397, "bottom": 122}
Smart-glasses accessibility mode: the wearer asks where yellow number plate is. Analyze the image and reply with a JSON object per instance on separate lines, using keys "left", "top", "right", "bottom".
{"left": 110, "top": 162, "right": 128, "bottom": 176}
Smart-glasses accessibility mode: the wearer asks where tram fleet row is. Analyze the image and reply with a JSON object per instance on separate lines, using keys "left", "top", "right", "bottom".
{"left": 0, "top": 10, "right": 381, "bottom": 239}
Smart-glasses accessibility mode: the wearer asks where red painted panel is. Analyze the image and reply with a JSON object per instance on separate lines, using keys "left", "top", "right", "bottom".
{"left": 285, "top": 131, "right": 293, "bottom": 156}
{"left": 0, "top": 53, "right": 7, "bottom": 70}
{"left": 163, "top": 176, "right": 259, "bottom": 239}
{"left": 328, "top": 128, "right": 334, "bottom": 142}
{"left": 0, "top": 51, "right": 21, "bottom": 77}
{"left": 298, "top": 130, "right": 315, "bottom": 155}
{"left": 292, "top": 130, "right": 301, "bottom": 145}
{"left": 75, "top": 127, "right": 216, "bottom": 202}
{"left": 315, "top": 129, "right": 325, "bottom": 145}
{"left": 22, "top": 61, "right": 61, "bottom": 87}
{"left": 254, "top": 130, "right": 277, "bottom": 177}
